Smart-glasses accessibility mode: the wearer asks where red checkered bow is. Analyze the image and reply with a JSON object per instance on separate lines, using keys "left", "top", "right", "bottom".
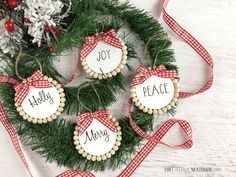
{"left": 80, "top": 28, "right": 122, "bottom": 59}
{"left": 14, "top": 70, "right": 52, "bottom": 106}
{"left": 131, "top": 65, "right": 179, "bottom": 87}
{"left": 77, "top": 110, "right": 116, "bottom": 135}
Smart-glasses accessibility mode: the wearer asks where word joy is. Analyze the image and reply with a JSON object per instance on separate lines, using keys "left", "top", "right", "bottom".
{"left": 84, "top": 129, "right": 110, "bottom": 144}
{"left": 96, "top": 49, "right": 111, "bottom": 61}
{"left": 143, "top": 83, "right": 169, "bottom": 97}
{"left": 28, "top": 90, "right": 54, "bottom": 108}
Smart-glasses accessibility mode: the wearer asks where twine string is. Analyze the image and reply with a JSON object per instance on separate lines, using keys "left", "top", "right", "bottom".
{"left": 77, "top": 82, "right": 101, "bottom": 112}
{"left": 15, "top": 48, "right": 43, "bottom": 81}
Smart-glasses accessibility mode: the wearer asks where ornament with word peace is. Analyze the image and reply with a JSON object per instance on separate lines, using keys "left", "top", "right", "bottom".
{"left": 73, "top": 110, "right": 122, "bottom": 161}
{"left": 80, "top": 29, "right": 127, "bottom": 80}
{"left": 130, "top": 65, "right": 180, "bottom": 115}
{"left": 14, "top": 70, "right": 66, "bottom": 124}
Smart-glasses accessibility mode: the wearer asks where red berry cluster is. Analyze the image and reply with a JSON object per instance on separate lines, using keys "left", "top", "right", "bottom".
{"left": 5, "top": 0, "right": 18, "bottom": 32}
{"left": 5, "top": 0, "right": 61, "bottom": 53}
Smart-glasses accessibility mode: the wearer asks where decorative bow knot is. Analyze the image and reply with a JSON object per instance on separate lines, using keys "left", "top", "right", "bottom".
{"left": 131, "top": 65, "right": 179, "bottom": 86}
{"left": 77, "top": 110, "right": 116, "bottom": 135}
{"left": 14, "top": 70, "right": 52, "bottom": 106}
{"left": 80, "top": 28, "right": 122, "bottom": 59}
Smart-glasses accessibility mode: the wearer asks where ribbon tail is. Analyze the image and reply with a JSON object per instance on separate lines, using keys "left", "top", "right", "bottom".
{"left": 56, "top": 170, "right": 95, "bottom": 177}
{"left": 0, "top": 102, "right": 33, "bottom": 177}
{"left": 0, "top": 76, "right": 20, "bottom": 85}
{"left": 80, "top": 42, "right": 99, "bottom": 59}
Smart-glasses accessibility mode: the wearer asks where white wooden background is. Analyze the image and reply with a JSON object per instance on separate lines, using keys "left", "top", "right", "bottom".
{"left": 1, "top": 0, "right": 236, "bottom": 176}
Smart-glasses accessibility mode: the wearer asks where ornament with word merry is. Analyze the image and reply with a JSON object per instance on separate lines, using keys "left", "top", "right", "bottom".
{"left": 130, "top": 65, "right": 180, "bottom": 115}
{"left": 80, "top": 29, "right": 127, "bottom": 80}
{"left": 14, "top": 70, "right": 66, "bottom": 124}
{"left": 73, "top": 110, "right": 122, "bottom": 161}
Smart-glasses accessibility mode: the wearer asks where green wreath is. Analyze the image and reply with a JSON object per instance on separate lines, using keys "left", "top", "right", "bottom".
{"left": 0, "top": 0, "right": 177, "bottom": 171}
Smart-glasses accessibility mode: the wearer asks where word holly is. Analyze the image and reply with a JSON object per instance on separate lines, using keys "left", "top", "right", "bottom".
{"left": 28, "top": 90, "right": 54, "bottom": 108}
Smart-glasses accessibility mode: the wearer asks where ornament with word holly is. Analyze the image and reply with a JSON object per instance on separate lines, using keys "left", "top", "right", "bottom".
{"left": 14, "top": 70, "right": 66, "bottom": 124}
{"left": 130, "top": 65, "right": 180, "bottom": 115}
{"left": 80, "top": 29, "right": 127, "bottom": 80}
{"left": 74, "top": 111, "right": 122, "bottom": 161}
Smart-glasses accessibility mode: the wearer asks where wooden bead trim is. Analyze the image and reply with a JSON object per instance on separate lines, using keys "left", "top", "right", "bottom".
{"left": 73, "top": 115, "right": 122, "bottom": 161}
{"left": 15, "top": 76, "right": 66, "bottom": 124}
{"left": 130, "top": 67, "right": 180, "bottom": 115}
{"left": 81, "top": 38, "right": 128, "bottom": 80}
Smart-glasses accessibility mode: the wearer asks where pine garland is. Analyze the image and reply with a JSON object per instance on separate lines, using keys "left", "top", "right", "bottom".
{"left": 0, "top": 0, "right": 177, "bottom": 171}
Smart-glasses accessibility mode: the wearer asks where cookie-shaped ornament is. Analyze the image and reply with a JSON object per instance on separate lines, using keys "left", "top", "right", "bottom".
{"left": 14, "top": 70, "right": 65, "bottom": 124}
{"left": 130, "top": 65, "right": 180, "bottom": 115}
{"left": 80, "top": 29, "right": 127, "bottom": 80}
{"left": 73, "top": 110, "right": 122, "bottom": 161}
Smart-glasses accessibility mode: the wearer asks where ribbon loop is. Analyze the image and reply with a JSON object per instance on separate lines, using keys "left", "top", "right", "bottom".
{"left": 119, "top": 115, "right": 193, "bottom": 177}
{"left": 14, "top": 70, "right": 52, "bottom": 106}
{"left": 80, "top": 28, "right": 122, "bottom": 59}
{"left": 162, "top": 0, "right": 214, "bottom": 98}
{"left": 131, "top": 65, "right": 179, "bottom": 86}
{"left": 77, "top": 110, "right": 116, "bottom": 135}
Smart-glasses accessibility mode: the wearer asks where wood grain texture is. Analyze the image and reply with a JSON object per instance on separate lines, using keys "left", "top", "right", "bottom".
{"left": 1, "top": 0, "right": 236, "bottom": 176}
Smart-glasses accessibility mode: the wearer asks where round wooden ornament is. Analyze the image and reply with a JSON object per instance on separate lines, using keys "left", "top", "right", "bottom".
{"left": 73, "top": 110, "right": 122, "bottom": 161}
{"left": 130, "top": 65, "right": 180, "bottom": 115}
{"left": 80, "top": 29, "right": 127, "bottom": 80}
{"left": 14, "top": 70, "right": 66, "bottom": 124}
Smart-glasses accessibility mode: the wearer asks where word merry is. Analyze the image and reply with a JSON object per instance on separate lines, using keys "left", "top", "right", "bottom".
{"left": 83, "top": 129, "right": 110, "bottom": 144}
{"left": 96, "top": 50, "right": 111, "bottom": 61}
{"left": 143, "top": 83, "right": 169, "bottom": 97}
{"left": 28, "top": 90, "right": 54, "bottom": 108}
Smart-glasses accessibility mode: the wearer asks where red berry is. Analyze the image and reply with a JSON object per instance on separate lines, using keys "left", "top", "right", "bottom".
{"left": 8, "top": 0, "right": 17, "bottom": 9}
{"left": 5, "top": 20, "right": 15, "bottom": 32}
{"left": 53, "top": 29, "right": 60, "bottom": 36}
{"left": 45, "top": 25, "right": 53, "bottom": 32}
{"left": 49, "top": 46, "right": 55, "bottom": 53}
{"left": 24, "top": 18, "right": 32, "bottom": 23}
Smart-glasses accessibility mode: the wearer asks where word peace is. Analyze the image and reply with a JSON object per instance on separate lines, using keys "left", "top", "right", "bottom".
{"left": 143, "top": 83, "right": 169, "bottom": 97}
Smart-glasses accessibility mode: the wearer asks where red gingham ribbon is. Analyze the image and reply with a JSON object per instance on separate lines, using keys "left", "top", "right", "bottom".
{"left": 162, "top": 0, "right": 214, "bottom": 99}
{"left": 80, "top": 28, "right": 122, "bottom": 59}
{"left": 14, "top": 70, "right": 52, "bottom": 106}
{"left": 0, "top": 102, "right": 33, "bottom": 177}
{"left": 127, "top": 99, "right": 193, "bottom": 146}
{"left": 131, "top": 65, "right": 179, "bottom": 87}
{"left": 118, "top": 118, "right": 192, "bottom": 177}
{"left": 56, "top": 170, "right": 95, "bottom": 177}
{"left": 0, "top": 76, "right": 20, "bottom": 85}
{"left": 77, "top": 110, "right": 116, "bottom": 135}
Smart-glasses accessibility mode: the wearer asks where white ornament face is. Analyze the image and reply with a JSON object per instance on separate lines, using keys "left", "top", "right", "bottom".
{"left": 78, "top": 119, "right": 117, "bottom": 156}
{"left": 74, "top": 115, "right": 122, "bottom": 161}
{"left": 86, "top": 41, "right": 122, "bottom": 73}
{"left": 135, "top": 76, "right": 174, "bottom": 109}
{"left": 21, "top": 86, "right": 60, "bottom": 119}
{"left": 15, "top": 76, "right": 66, "bottom": 124}
{"left": 131, "top": 76, "right": 180, "bottom": 115}
{"left": 81, "top": 39, "right": 127, "bottom": 79}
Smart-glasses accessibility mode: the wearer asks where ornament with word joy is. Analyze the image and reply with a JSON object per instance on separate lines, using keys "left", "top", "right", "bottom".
{"left": 80, "top": 29, "right": 127, "bottom": 80}
{"left": 14, "top": 70, "right": 66, "bottom": 124}
{"left": 130, "top": 65, "right": 180, "bottom": 115}
{"left": 74, "top": 110, "right": 122, "bottom": 161}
